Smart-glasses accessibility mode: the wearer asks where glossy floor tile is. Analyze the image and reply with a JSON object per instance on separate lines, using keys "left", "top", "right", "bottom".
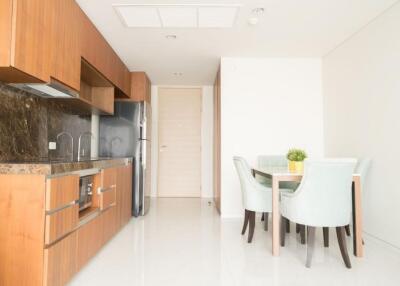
{"left": 69, "top": 198, "right": 400, "bottom": 286}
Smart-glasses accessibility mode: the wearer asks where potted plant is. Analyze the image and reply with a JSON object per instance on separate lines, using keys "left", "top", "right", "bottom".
{"left": 287, "top": 148, "right": 307, "bottom": 172}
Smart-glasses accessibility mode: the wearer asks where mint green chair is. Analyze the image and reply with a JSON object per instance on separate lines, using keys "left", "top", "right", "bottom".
{"left": 233, "top": 156, "right": 291, "bottom": 243}
{"left": 257, "top": 155, "right": 299, "bottom": 229}
{"left": 325, "top": 158, "right": 372, "bottom": 242}
{"left": 280, "top": 159, "right": 357, "bottom": 268}
{"left": 257, "top": 155, "right": 299, "bottom": 190}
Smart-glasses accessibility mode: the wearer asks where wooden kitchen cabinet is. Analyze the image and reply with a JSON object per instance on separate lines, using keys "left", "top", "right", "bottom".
{"left": 0, "top": 0, "right": 51, "bottom": 83}
{"left": 49, "top": 0, "right": 81, "bottom": 91}
{"left": 79, "top": 8, "right": 131, "bottom": 97}
{"left": 43, "top": 231, "right": 77, "bottom": 286}
{"left": 101, "top": 205, "right": 118, "bottom": 243}
{"left": 45, "top": 175, "right": 79, "bottom": 211}
{"left": 0, "top": 0, "right": 80, "bottom": 90}
{"left": 117, "top": 164, "right": 133, "bottom": 226}
{"left": 76, "top": 214, "right": 103, "bottom": 269}
{"left": 0, "top": 0, "right": 131, "bottom": 98}
{"left": 127, "top": 72, "right": 152, "bottom": 103}
{"left": 45, "top": 204, "right": 79, "bottom": 245}
{"left": 0, "top": 162, "right": 132, "bottom": 286}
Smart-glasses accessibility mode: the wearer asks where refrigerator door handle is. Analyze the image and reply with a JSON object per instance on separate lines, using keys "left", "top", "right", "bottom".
{"left": 141, "top": 140, "right": 147, "bottom": 169}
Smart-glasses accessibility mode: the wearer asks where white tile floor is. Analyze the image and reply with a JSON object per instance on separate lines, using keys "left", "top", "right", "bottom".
{"left": 69, "top": 198, "right": 400, "bottom": 286}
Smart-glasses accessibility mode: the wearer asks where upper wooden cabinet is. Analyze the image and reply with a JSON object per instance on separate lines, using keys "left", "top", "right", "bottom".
{"left": 79, "top": 9, "right": 131, "bottom": 97}
{"left": 0, "top": 0, "right": 131, "bottom": 98}
{"left": 0, "top": 0, "right": 51, "bottom": 83}
{"left": 49, "top": 0, "right": 81, "bottom": 91}
{"left": 127, "top": 72, "right": 151, "bottom": 103}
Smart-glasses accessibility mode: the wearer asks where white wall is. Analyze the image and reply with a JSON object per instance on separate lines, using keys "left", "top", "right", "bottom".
{"left": 150, "top": 86, "right": 159, "bottom": 197}
{"left": 220, "top": 57, "right": 324, "bottom": 217}
{"left": 323, "top": 3, "right": 400, "bottom": 248}
{"left": 201, "top": 86, "right": 214, "bottom": 198}
{"left": 150, "top": 85, "right": 214, "bottom": 198}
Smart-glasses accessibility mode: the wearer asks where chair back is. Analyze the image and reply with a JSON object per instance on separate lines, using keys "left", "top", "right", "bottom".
{"left": 233, "top": 157, "right": 254, "bottom": 203}
{"left": 258, "top": 155, "right": 287, "bottom": 168}
{"left": 293, "top": 159, "right": 356, "bottom": 227}
{"left": 257, "top": 155, "right": 298, "bottom": 190}
{"left": 234, "top": 156, "right": 271, "bottom": 211}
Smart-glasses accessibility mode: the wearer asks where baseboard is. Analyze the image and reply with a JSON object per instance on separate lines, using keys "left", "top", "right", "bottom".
{"left": 363, "top": 231, "right": 400, "bottom": 255}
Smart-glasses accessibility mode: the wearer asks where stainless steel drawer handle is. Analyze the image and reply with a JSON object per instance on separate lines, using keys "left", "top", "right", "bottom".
{"left": 99, "top": 185, "right": 116, "bottom": 194}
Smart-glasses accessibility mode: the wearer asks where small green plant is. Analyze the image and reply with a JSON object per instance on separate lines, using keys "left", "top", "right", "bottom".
{"left": 287, "top": 148, "right": 307, "bottom": 162}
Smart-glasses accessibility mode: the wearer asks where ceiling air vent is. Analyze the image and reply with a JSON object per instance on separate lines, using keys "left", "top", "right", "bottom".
{"left": 113, "top": 4, "right": 241, "bottom": 28}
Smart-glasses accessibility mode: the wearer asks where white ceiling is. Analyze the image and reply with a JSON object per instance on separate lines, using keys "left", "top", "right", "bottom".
{"left": 76, "top": 0, "right": 398, "bottom": 85}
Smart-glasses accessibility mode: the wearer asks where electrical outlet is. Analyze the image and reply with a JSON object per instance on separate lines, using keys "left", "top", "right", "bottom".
{"left": 48, "top": 142, "right": 57, "bottom": 150}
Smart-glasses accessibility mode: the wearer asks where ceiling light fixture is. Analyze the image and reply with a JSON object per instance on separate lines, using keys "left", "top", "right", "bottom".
{"left": 251, "top": 7, "right": 265, "bottom": 15}
{"left": 248, "top": 7, "right": 264, "bottom": 26}
{"left": 173, "top": 72, "right": 183, "bottom": 76}
{"left": 166, "top": 35, "right": 177, "bottom": 40}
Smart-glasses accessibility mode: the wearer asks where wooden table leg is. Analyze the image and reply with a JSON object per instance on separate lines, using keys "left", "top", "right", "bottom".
{"left": 352, "top": 176, "right": 363, "bottom": 257}
{"left": 272, "top": 176, "right": 280, "bottom": 256}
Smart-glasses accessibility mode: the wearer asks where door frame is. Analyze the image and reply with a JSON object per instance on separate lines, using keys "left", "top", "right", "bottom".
{"left": 156, "top": 86, "right": 203, "bottom": 198}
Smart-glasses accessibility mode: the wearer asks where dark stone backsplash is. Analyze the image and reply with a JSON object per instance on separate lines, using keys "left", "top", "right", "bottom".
{"left": 0, "top": 82, "right": 91, "bottom": 162}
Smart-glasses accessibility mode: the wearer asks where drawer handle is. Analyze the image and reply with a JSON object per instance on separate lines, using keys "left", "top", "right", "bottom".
{"left": 46, "top": 200, "right": 78, "bottom": 215}
{"left": 99, "top": 185, "right": 116, "bottom": 194}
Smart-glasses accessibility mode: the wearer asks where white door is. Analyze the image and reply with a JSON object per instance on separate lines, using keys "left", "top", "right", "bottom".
{"left": 158, "top": 88, "right": 202, "bottom": 197}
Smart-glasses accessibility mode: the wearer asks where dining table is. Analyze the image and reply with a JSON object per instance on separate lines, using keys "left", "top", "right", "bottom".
{"left": 252, "top": 166, "right": 363, "bottom": 258}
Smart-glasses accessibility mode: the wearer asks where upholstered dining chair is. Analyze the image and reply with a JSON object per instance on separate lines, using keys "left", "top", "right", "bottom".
{"left": 257, "top": 155, "right": 299, "bottom": 231}
{"left": 322, "top": 158, "right": 372, "bottom": 246}
{"left": 233, "top": 156, "right": 292, "bottom": 243}
{"left": 280, "top": 159, "right": 357, "bottom": 268}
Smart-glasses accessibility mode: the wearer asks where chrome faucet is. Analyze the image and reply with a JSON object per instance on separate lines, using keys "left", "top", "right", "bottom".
{"left": 56, "top": 131, "right": 74, "bottom": 161}
{"left": 78, "top": 131, "right": 93, "bottom": 161}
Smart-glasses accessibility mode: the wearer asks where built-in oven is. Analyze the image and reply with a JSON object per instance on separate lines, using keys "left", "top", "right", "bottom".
{"left": 79, "top": 175, "right": 93, "bottom": 211}
{"left": 78, "top": 168, "right": 100, "bottom": 212}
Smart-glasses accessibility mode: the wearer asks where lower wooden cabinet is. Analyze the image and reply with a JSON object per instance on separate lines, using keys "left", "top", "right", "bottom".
{"left": 43, "top": 231, "right": 77, "bottom": 286}
{"left": 117, "top": 164, "right": 133, "bottom": 226}
{"left": 0, "top": 162, "right": 132, "bottom": 286}
{"left": 45, "top": 204, "right": 79, "bottom": 245}
{"left": 76, "top": 213, "right": 103, "bottom": 269}
{"left": 101, "top": 206, "right": 118, "bottom": 244}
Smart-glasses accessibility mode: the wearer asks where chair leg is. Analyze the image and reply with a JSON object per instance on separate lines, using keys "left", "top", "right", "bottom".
{"left": 241, "top": 210, "right": 250, "bottom": 235}
{"left": 286, "top": 220, "right": 290, "bottom": 233}
{"left": 306, "top": 226, "right": 316, "bottom": 268}
{"left": 300, "top": 224, "right": 306, "bottom": 244}
{"left": 296, "top": 223, "right": 300, "bottom": 234}
{"left": 264, "top": 213, "right": 269, "bottom": 231}
{"left": 336, "top": 227, "right": 352, "bottom": 268}
{"left": 345, "top": 224, "right": 351, "bottom": 236}
{"left": 280, "top": 216, "right": 286, "bottom": 247}
{"left": 248, "top": 211, "right": 256, "bottom": 243}
{"left": 323, "top": 227, "right": 329, "bottom": 247}
{"left": 261, "top": 213, "right": 265, "bottom": 221}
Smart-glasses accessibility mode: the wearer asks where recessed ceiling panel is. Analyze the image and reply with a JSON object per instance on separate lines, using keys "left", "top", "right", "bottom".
{"left": 158, "top": 7, "right": 197, "bottom": 28}
{"left": 199, "top": 7, "right": 239, "bottom": 28}
{"left": 114, "top": 6, "right": 161, "bottom": 27}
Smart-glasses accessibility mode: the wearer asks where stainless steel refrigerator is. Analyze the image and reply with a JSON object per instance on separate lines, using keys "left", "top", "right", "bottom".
{"left": 99, "top": 101, "right": 151, "bottom": 217}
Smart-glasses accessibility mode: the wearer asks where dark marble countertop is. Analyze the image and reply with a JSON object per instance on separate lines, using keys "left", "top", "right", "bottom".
{"left": 0, "top": 157, "right": 133, "bottom": 176}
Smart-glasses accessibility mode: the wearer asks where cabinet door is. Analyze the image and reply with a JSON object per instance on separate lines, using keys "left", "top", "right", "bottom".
{"left": 0, "top": 0, "right": 12, "bottom": 66}
{"left": 45, "top": 204, "right": 79, "bottom": 245}
{"left": 49, "top": 0, "right": 81, "bottom": 90}
{"left": 101, "top": 206, "right": 117, "bottom": 244}
{"left": 76, "top": 215, "right": 103, "bottom": 269}
{"left": 46, "top": 175, "right": 79, "bottom": 211}
{"left": 130, "top": 72, "right": 151, "bottom": 103}
{"left": 43, "top": 231, "right": 77, "bottom": 286}
{"left": 79, "top": 8, "right": 130, "bottom": 97}
{"left": 12, "top": 0, "right": 51, "bottom": 82}
{"left": 117, "top": 164, "right": 132, "bottom": 226}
